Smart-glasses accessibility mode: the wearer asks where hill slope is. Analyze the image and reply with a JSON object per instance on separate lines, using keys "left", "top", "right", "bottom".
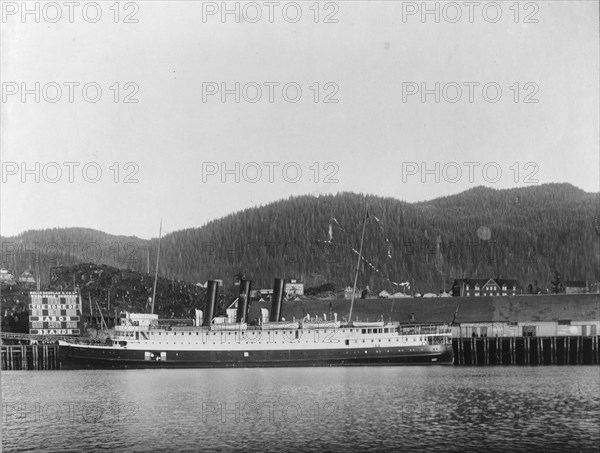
{"left": 2, "top": 183, "right": 598, "bottom": 293}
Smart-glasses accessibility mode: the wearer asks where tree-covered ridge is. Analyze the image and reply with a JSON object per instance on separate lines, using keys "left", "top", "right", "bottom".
{"left": 2, "top": 183, "right": 598, "bottom": 293}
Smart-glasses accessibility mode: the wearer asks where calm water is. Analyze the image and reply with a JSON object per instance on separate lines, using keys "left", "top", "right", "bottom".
{"left": 2, "top": 367, "right": 599, "bottom": 452}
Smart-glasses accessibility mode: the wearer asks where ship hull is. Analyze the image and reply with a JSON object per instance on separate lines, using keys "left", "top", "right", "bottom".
{"left": 60, "top": 344, "right": 454, "bottom": 369}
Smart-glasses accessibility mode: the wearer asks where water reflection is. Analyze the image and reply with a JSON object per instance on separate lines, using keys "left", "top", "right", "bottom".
{"left": 3, "top": 367, "right": 599, "bottom": 452}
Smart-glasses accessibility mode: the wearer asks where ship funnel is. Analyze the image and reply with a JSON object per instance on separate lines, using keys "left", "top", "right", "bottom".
{"left": 236, "top": 279, "right": 252, "bottom": 323}
{"left": 203, "top": 280, "right": 219, "bottom": 326}
{"left": 269, "top": 278, "right": 285, "bottom": 322}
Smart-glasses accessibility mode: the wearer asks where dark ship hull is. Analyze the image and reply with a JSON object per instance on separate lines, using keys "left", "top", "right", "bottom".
{"left": 59, "top": 343, "right": 454, "bottom": 369}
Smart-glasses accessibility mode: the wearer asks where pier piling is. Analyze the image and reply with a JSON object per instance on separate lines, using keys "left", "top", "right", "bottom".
{"left": 452, "top": 336, "right": 600, "bottom": 366}
{"left": 1, "top": 344, "right": 60, "bottom": 370}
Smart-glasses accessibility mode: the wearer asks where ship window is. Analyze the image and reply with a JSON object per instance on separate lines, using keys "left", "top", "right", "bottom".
{"left": 368, "top": 329, "right": 372, "bottom": 334}
{"left": 362, "top": 329, "right": 366, "bottom": 334}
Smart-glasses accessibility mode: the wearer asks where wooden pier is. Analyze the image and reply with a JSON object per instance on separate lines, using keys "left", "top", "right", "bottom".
{"left": 1, "top": 344, "right": 60, "bottom": 370}
{"left": 2, "top": 336, "right": 599, "bottom": 370}
{"left": 453, "top": 336, "right": 600, "bottom": 365}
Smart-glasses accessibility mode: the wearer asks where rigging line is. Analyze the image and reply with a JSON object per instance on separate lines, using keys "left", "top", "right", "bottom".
{"left": 324, "top": 215, "right": 393, "bottom": 268}
{"left": 324, "top": 212, "right": 406, "bottom": 289}
{"left": 348, "top": 209, "right": 368, "bottom": 324}
{"left": 317, "top": 239, "right": 404, "bottom": 289}
{"left": 329, "top": 214, "right": 393, "bottom": 256}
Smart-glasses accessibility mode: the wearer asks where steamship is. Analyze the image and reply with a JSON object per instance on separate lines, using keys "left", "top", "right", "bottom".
{"left": 59, "top": 214, "right": 453, "bottom": 368}
{"left": 59, "top": 278, "right": 454, "bottom": 369}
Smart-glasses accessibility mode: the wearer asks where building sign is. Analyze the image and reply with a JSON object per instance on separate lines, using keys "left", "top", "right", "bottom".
{"left": 29, "top": 291, "right": 81, "bottom": 336}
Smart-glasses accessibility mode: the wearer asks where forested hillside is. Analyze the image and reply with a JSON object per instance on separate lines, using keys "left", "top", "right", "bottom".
{"left": 2, "top": 183, "right": 598, "bottom": 294}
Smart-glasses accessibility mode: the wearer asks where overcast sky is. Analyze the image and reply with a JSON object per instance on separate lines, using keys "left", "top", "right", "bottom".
{"left": 1, "top": 1, "right": 598, "bottom": 239}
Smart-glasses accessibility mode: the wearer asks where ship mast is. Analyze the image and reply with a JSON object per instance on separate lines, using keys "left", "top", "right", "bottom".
{"left": 348, "top": 208, "right": 368, "bottom": 324}
{"left": 151, "top": 219, "right": 162, "bottom": 315}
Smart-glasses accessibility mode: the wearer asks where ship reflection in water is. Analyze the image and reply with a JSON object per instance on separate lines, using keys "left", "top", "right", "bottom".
{"left": 3, "top": 367, "right": 599, "bottom": 452}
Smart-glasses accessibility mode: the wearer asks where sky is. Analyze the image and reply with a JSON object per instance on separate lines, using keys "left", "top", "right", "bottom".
{"left": 1, "top": 1, "right": 598, "bottom": 239}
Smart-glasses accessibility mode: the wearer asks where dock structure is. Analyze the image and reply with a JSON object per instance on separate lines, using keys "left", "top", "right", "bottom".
{"left": 2, "top": 336, "right": 598, "bottom": 369}
{"left": 1, "top": 293, "right": 598, "bottom": 369}
{"left": 452, "top": 336, "right": 600, "bottom": 366}
{"left": 1, "top": 344, "right": 60, "bottom": 370}
{"left": 1, "top": 336, "right": 599, "bottom": 369}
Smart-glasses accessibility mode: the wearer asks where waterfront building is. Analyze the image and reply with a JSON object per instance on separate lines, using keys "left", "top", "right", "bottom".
{"left": 454, "top": 320, "right": 599, "bottom": 338}
{"left": 452, "top": 278, "right": 520, "bottom": 297}
{"left": 564, "top": 281, "right": 589, "bottom": 294}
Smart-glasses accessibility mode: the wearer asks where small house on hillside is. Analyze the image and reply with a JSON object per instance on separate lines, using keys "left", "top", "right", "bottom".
{"left": 452, "top": 278, "right": 520, "bottom": 297}
{"left": 344, "top": 286, "right": 361, "bottom": 299}
{"left": 200, "top": 279, "right": 223, "bottom": 288}
{"left": 0, "top": 268, "right": 16, "bottom": 285}
{"left": 285, "top": 280, "right": 304, "bottom": 298}
{"left": 260, "top": 288, "right": 274, "bottom": 301}
{"left": 18, "top": 270, "right": 36, "bottom": 285}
